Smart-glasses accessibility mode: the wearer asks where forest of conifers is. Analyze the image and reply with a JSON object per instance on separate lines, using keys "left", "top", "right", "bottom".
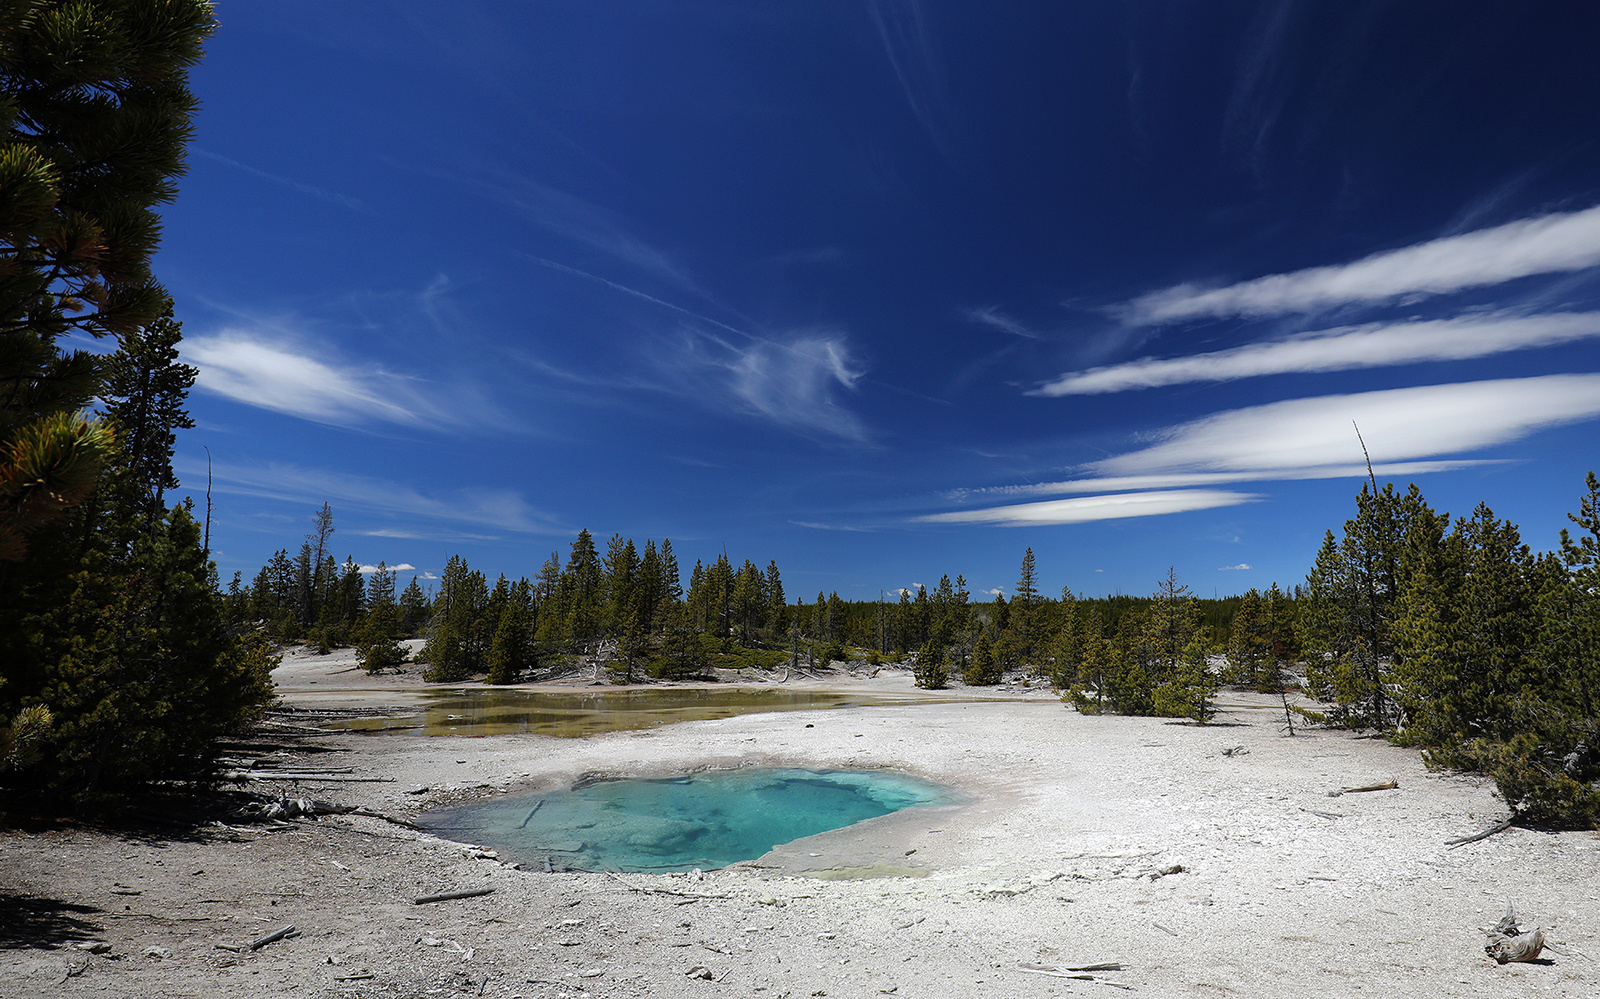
{"left": 224, "top": 471, "right": 1600, "bottom": 827}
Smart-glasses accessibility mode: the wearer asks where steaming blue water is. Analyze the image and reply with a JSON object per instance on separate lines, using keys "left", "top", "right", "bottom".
{"left": 422, "top": 768, "right": 959, "bottom": 872}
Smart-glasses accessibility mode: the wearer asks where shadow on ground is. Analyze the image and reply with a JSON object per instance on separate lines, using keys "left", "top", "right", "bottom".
{"left": 0, "top": 891, "right": 103, "bottom": 949}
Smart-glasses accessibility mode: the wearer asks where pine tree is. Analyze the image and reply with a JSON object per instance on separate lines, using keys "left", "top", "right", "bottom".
{"left": 486, "top": 579, "right": 534, "bottom": 685}
{"left": 653, "top": 602, "right": 707, "bottom": 679}
{"left": 358, "top": 562, "right": 408, "bottom": 672}
{"left": 398, "top": 576, "right": 429, "bottom": 636}
{"left": 1012, "top": 547, "right": 1040, "bottom": 663}
{"left": 765, "top": 560, "right": 785, "bottom": 636}
{"left": 914, "top": 637, "right": 948, "bottom": 689}
{"left": 1228, "top": 588, "right": 1269, "bottom": 688}
{"left": 964, "top": 631, "right": 1001, "bottom": 685}
{"left": 1, "top": 0, "right": 214, "bottom": 561}
{"left": 421, "top": 555, "right": 489, "bottom": 681}
{"left": 97, "top": 299, "right": 195, "bottom": 533}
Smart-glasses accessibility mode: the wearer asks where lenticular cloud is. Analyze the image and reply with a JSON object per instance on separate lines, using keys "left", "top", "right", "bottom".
{"left": 1092, "top": 374, "right": 1600, "bottom": 475}
{"left": 1122, "top": 202, "right": 1600, "bottom": 323}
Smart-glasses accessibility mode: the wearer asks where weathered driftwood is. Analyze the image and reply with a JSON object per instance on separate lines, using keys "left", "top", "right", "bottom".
{"left": 259, "top": 719, "right": 335, "bottom": 735}
{"left": 1485, "top": 906, "right": 1546, "bottom": 964}
{"left": 1446, "top": 817, "right": 1514, "bottom": 849}
{"left": 1328, "top": 779, "right": 1397, "bottom": 796}
{"left": 234, "top": 772, "right": 396, "bottom": 783}
{"left": 228, "top": 794, "right": 419, "bottom": 830}
{"left": 1017, "top": 963, "right": 1134, "bottom": 989}
{"left": 249, "top": 924, "right": 298, "bottom": 950}
{"left": 413, "top": 887, "right": 496, "bottom": 905}
{"left": 350, "top": 806, "right": 422, "bottom": 830}
{"left": 603, "top": 871, "right": 731, "bottom": 899}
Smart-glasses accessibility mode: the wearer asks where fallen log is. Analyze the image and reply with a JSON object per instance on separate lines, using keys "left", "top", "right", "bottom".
{"left": 1446, "top": 817, "right": 1514, "bottom": 849}
{"left": 1328, "top": 779, "right": 1397, "bottom": 797}
{"left": 234, "top": 773, "right": 396, "bottom": 783}
{"left": 250, "top": 924, "right": 298, "bottom": 950}
{"left": 414, "top": 887, "right": 496, "bottom": 905}
{"left": 351, "top": 806, "right": 422, "bottom": 830}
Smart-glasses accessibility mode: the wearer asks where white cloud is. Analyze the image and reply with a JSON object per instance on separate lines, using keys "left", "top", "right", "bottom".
{"left": 358, "top": 562, "right": 416, "bottom": 574}
{"left": 1094, "top": 374, "right": 1600, "bottom": 476}
{"left": 185, "top": 331, "right": 447, "bottom": 429}
{"left": 1219, "top": 563, "right": 1252, "bottom": 571}
{"left": 497, "top": 176, "right": 696, "bottom": 290}
{"left": 915, "top": 489, "right": 1259, "bottom": 527}
{"left": 195, "top": 149, "right": 371, "bottom": 213}
{"left": 966, "top": 306, "right": 1044, "bottom": 339}
{"left": 1123, "top": 202, "right": 1600, "bottom": 323}
{"left": 180, "top": 459, "right": 568, "bottom": 537}
{"left": 1036, "top": 310, "right": 1600, "bottom": 395}
{"left": 789, "top": 520, "right": 873, "bottom": 532}
{"left": 943, "top": 460, "right": 1505, "bottom": 503}
{"left": 728, "top": 335, "right": 868, "bottom": 442}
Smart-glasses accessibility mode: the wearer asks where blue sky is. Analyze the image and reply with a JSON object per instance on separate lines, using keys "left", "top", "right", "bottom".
{"left": 153, "top": 2, "right": 1600, "bottom": 601}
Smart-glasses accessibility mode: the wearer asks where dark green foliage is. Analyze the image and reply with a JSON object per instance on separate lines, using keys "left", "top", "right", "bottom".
{"left": 964, "top": 631, "right": 1001, "bottom": 685}
{"left": 0, "top": 0, "right": 214, "bottom": 560}
{"left": 652, "top": 603, "right": 708, "bottom": 679}
{"left": 486, "top": 579, "right": 534, "bottom": 684}
{"left": 420, "top": 555, "right": 489, "bottom": 681}
{"left": 357, "top": 562, "right": 409, "bottom": 673}
{"left": 914, "top": 638, "right": 947, "bottom": 689}
{"left": 1296, "top": 474, "right": 1600, "bottom": 828}
{"left": 2, "top": 503, "right": 274, "bottom": 805}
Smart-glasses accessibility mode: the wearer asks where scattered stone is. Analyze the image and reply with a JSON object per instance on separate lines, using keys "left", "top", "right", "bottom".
{"left": 578, "top": 968, "right": 605, "bottom": 978}
{"left": 686, "top": 965, "right": 714, "bottom": 979}
{"left": 77, "top": 941, "right": 112, "bottom": 954}
{"left": 143, "top": 945, "right": 171, "bottom": 960}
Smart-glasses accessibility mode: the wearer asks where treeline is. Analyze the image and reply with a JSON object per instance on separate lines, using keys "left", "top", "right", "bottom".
{"left": 235, "top": 524, "right": 1270, "bottom": 702}
{"left": 224, "top": 503, "right": 431, "bottom": 656}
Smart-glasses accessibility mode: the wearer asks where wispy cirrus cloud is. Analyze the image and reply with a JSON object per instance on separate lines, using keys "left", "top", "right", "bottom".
{"left": 790, "top": 520, "right": 874, "bottom": 532}
{"left": 869, "top": 0, "right": 960, "bottom": 160}
{"left": 534, "top": 257, "right": 874, "bottom": 442}
{"left": 1094, "top": 374, "right": 1600, "bottom": 475}
{"left": 729, "top": 335, "right": 868, "bottom": 443}
{"left": 184, "top": 330, "right": 453, "bottom": 430}
{"left": 966, "top": 306, "right": 1045, "bottom": 339}
{"left": 492, "top": 175, "right": 698, "bottom": 290}
{"left": 194, "top": 149, "right": 371, "bottom": 213}
{"left": 1036, "top": 310, "right": 1600, "bottom": 395}
{"left": 916, "top": 489, "right": 1260, "bottom": 527}
{"left": 183, "top": 459, "right": 569, "bottom": 537}
{"left": 1123, "top": 202, "right": 1600, "bottom": 324}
